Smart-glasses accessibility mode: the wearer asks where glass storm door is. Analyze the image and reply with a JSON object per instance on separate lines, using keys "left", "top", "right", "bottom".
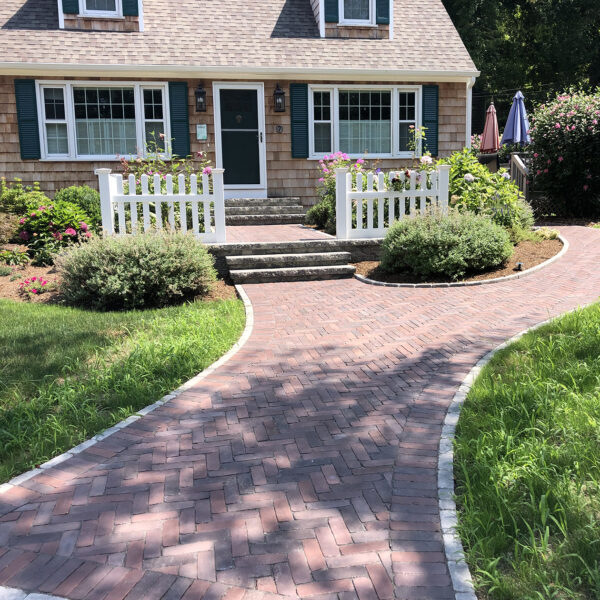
{"left": 219, "top": 88, "right": 262, "bottom": 186}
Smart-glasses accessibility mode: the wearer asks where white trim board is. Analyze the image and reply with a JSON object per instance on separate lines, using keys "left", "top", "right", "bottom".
{"left": 213, "top": 82, "right": 268, "bottom": 195}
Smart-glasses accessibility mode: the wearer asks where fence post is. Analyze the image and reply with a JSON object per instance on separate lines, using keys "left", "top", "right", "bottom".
{"left": 335, "top": 167, "right": 350, "bottom": 239}
{"left": 95, "top": 168, "right": 115, "bottom": 235}
{"left": 437, "top": 164, "right": 451, "bottom": 215}
{"left": 212, "top": 168, "right": 226, "bottom": 243}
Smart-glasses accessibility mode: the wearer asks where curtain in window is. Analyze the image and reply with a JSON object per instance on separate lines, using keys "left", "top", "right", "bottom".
{"left": 339, "top": 91, "right": 391, "bottom": 154}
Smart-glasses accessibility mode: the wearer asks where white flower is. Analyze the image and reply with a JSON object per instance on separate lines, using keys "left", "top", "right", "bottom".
{"left": 501, "top": 172, "right": 511, "bottom": 180}
{"left": 464, "top": 173, "right": 475, "bottom": 183}
{"left": 420, "top": 155, "right": 433, "bottom": 165}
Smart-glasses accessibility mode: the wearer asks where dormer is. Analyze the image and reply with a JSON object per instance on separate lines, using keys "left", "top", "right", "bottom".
{"left": 313, "top": 0, "right": 392, "bottom": 39}
{"left": 57, "top": 0, "right": 143, "bottom": 32}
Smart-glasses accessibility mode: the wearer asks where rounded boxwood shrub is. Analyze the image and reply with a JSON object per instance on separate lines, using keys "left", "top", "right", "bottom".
{"left": 55, "top": 233, "right": 217, "bottom": 311}
{"left": 54, "top": 185, "right": 102, "bottom": 229}
{"left": 529, "top": 89, "right": 600, "bottom": 216}
{"left": 381, "top": 209, "right": 513, "bottom": 281}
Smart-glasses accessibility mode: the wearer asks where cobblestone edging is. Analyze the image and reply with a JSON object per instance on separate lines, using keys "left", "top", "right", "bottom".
{"left": 438, "top": 310, "right": 578, "bottom": 600}
{"left": 356, "top": 235, "right": 568, "bottom": 289}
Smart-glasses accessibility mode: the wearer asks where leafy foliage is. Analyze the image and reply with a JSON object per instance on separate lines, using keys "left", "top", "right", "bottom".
{"left": 0, "top": 249, "right": 29, "bottom": 266}
{"left": 455, "top": 305, "right": 600, "bottom": 599}
{"left": 0, "top": 178, "right": 50, "bottom": 216}
{"left": 18, "top": 201, "right": 92, "bottom": 266}
{"left": 54, "top": 186, "right": 102, "bottom": 229}
{"left": 380, "top": 208, "right": 513, "bottom": 280}
{"left": 56, "top": 233, "right": 217, "bottom": 311}
{"left": 529, "top": 89, "right": 600, "bottom": 216}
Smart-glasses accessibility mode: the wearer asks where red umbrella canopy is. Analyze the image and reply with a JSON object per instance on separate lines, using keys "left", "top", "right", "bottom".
{"left": 480, "top": 103, "right": 500, "bottom": 153}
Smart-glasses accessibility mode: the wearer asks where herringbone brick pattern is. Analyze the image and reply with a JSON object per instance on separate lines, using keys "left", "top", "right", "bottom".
{"left": 0, "top": 227, "right": 598, "bottom": 600}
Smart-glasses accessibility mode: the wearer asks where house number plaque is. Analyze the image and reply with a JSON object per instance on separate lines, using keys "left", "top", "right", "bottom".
{"left": 196, "top": 124, "right": 208, "bottom": 141}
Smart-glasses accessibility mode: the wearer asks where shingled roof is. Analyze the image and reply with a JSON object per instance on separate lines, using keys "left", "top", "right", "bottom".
{"left": 0, "top": 0, "right": 478, "bottom": 78}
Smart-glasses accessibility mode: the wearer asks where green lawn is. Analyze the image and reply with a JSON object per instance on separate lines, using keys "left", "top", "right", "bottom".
{"left": 0, "top": 298, "right": 245, "bottom": 482}
{"left": 455, "top": 304, "right": 600, "bottom": 600}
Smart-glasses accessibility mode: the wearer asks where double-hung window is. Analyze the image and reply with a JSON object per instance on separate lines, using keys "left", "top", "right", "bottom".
{"left": 309, "top": 86, "right": 421, "bottom": 159}
{"left": 81, "top": 0, "right": 122, "bottom": 17}
{"left": 37, "top": 82, "right": 169, "bottom": 160}
{"left": 339, "top": 0, "right": 374, "bottom": 25}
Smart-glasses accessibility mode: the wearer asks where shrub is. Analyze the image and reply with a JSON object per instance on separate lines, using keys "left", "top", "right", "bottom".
{"left": 441, "top": 148, "right": 530, "bottom": 230}
{"left": 56, "top": 233, "right": 217, "bottom": 311}
{"left": 0, "top": 249, "right": 29, "bottom": 266}
{"left": 381, "top": 209, "right": 513, "bottom": 280}
{"left": 0, "top": 213, "right": 21, "bottom": 245}
{"left": 529, "top": 89, "right": 600, "bottom": 216}
{"left": 305, "top": 201, "right": 332, "bottom": 230}
{"left": 0, "top": 266, "right": 12, "bottom": 277}
{"left": 0, "top": 179, "right": 50, "bottom": 215}
{"left": 54, "top": 186, "right": 102, "bottom": 229}
{"left": 18, "top": 201, "right": 92, "bottom": 266}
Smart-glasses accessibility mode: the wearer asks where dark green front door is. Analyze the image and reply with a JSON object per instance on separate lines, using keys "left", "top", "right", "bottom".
{"left": 219, "top": 89, "right": 261, "bottom": 186}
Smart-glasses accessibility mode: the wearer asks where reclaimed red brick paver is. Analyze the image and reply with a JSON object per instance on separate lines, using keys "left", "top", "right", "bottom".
{"left": 0, "top": 226, "right": 598, "bottom": 599}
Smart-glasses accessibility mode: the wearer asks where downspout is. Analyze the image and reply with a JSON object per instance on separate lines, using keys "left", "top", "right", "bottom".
{"left": 319, "top": 0, "right": 325, "bottom": 38}
{"left": 57, "top": 0, "right": 65, "bottom": 28}
{"left": 466, "top": 76, "right": 475, "bottom": 148}
{"left": 138, "top": 0, "right": 144, "bottom": 32}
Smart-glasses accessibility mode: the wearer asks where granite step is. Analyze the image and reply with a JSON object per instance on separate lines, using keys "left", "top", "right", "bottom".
{"left": 226, "top": 252, "right": 351, "bottom": 270}
{"left": 229, "top": 264, "right": 356, "bottom": 284}
{"left": 226, "top": 197, "right": 302, "bottom": 207}
{"left": 225, "top": 205, "right": 304, "bottom": 216}
{"left": 225, "top": 214, "right": 307, "bottom": 226}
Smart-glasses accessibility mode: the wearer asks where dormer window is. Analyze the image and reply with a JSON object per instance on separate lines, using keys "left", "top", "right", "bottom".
{"left": 81, "top": 0, "right": 121, "bottom": 17}
{"left": 339, "top": 0, "right": 374, "bottom": 25}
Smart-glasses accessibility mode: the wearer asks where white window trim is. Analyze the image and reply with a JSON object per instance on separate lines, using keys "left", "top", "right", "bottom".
{"left": 35, "top": 80, "right": 170, "bottom": 162}
{"left": 338, "top": 0, "right": 375, "bottom": 25}
{"left": 79, "top": 0, "right": 123, "bottom": 18}
{"left": 308, "top": 84, "right": 422, "bottom": 160}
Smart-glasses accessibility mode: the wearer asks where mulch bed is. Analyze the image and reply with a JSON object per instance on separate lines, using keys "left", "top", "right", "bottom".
{"left": 353, "top": 239, "right": 564, "bottom": 285}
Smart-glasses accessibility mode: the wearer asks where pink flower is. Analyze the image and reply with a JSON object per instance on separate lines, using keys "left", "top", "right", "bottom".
{"left": 555, "top": 123, "right": 561, "bottom": 129}
{"left": 593, "top": 120, "right": 598, "bottom": 125}
{"left": 547, "top": 159, "right": 551, "bottom": 165}
{"left": 558, "top": 156, "right": 564, "bottom": 162}
{"left": 533, "top": 153, "right": 539, "bottom": 158}
{"left": 323, "top": 168, "right": 329, "bottom": 174}
{"left": 85, "top": 231, "right": 92, "bottom": 238}
{"left": 79, "top": 221, "right": 88, "bottom": 231}
{"left": 19, "top": 231, "right": 29, "bottom": 241}
{"left": 318, "top": 178, "right": 325, "bottom": 182}
{"left": 64, "top": 228, "right": 77, "bottom": 236}
{"left": 31, "top": 289, "right": 38, "bottom": 294}
{"left": 30, "top": 212, "right": 37, "bottom": 217}
{"left": 544, "top": 169, "right": 549, "bottom": 174}
{"left": 32, "top": 277, "right": 37, "bottom": 281}
{"left": 584, "top": 185, "right": 589, "bottom": 191}
{"left": 203, "top": 167, "right": 212, "bottom": 175}
{"left": 19, "top": 218, "right": 25, "bottom": 224}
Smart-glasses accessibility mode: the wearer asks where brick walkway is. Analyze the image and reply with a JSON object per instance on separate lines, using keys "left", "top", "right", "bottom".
{"left": 0, "top": 226, "right": 598, "bottom": 600}
{"left": 227, "top": 225, "right": 332, "bottom": 243}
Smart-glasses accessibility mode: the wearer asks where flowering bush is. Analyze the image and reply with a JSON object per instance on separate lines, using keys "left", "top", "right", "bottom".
{"left": 440, "top": 149, "right": 533, "bottom": 232}
{"left": 54, "top": 186, "right": 102, "bottom": 229}
{"left": 529, "top": 89, "right": 600, "bottom": 216}
{"left": 0, "top": 178, "right": 50, "bottom": 215}
{"left": 19, "top": 276, "right": 53, "bottom": 299}
{"left": 18, "top": 201, "right": 92, "bottom": 265}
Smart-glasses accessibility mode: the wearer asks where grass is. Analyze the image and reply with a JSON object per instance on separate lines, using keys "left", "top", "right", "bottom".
{"left": 454, "top": 304, "right": 600, "bottom": 600}
{"left": 0, "top": 298, "right": 245, "bottom": 482}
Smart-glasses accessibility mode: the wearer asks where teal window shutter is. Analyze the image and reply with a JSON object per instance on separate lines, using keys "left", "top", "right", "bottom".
{"left": 62, "top": 0, "right": 79, "bottom": 14}
{"left": 14, "top": 80, "right": 41, "bottom": 160}
{"left": 376, "top": 0, "right": 390, "bottom": 24}
{"left": 168, "top": 82, "right": 190, "bottom": 158}
{"left": 122, "top": 0, "right": 139, "bottom": 16}
{"left": 324, "top": 0, "right": 339, "bottom": 22}
{"left": 422, "top": 85, "right": 439, "bottom": 156}
{"left": 290, "top": 84, "right": 309, "bottom": 159}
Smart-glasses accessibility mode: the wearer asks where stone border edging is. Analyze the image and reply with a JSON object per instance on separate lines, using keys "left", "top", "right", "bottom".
{"left": 0, "top": 285, "right": 254, "bottom": 497}
{"left": 0, "top": 285, "right": 254, "bottom": 600}
{"left": 438, "top": 310, "right": 578, "bottom": 600}
{"left": 355, "top": 234, "right": 568, "bottom": 288}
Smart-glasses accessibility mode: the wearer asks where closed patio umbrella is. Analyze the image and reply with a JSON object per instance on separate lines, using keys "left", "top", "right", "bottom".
{"left": 480, "top": 102, "right": 500, "bottom": 153}
{"left": 501, "top": 91, "right": 530, "bottom": 146}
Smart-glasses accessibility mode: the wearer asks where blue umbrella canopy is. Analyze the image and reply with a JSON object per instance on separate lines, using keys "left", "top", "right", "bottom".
{"left": 501, "top": 91, "right": 531, "bottom": 146}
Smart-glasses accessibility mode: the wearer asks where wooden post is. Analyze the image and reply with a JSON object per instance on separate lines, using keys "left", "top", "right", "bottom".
{"left": 212, "top": 169, "right": 226, "bottom": 243}
{"left": 437, "top": 164, "right": 451, "bottom": 215}
{"left": 95, "top": 168, "right": 115, "bottom": 236}
{"left": 335, "top": 167, "right": 349, "bottom": 239}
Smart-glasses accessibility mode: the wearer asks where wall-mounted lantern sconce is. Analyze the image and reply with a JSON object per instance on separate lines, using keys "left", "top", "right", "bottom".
{"left": 195, "top": 84, "right": 207, "bottom": 112}
{"left": 274, "top": 84, "right": 286, "bottom": 113}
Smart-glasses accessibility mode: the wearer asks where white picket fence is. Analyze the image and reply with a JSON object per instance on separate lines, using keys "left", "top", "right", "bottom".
{"left": 95, "top": 168, "right": 226, "bottom": 243}
{"left": 335, "top": 165, "right": 451, "bottom": 239}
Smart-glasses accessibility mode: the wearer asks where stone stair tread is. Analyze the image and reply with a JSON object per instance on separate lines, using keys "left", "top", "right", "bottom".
{"left": 226, "top": 252, "right": 351, "bottom": 269}
{"left": 225, "top": 206, "right": 304, "bottom": 215}
{"left": 226, "top": 214, "right": 307, "bottom": 225}
{"left": 229, "top": 265, "right": 356, "bottom": 283}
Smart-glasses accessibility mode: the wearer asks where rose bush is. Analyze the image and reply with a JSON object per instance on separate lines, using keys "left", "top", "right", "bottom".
{"left": 529, "top": 89, "right": 600, "bottom": 216}
{"left": 18, "top": 201, "right": 92, "bottom": 265}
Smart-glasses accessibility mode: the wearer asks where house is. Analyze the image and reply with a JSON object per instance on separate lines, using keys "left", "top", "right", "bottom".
{"left": 0, "top": 0, "right": 478, "bottom": 207}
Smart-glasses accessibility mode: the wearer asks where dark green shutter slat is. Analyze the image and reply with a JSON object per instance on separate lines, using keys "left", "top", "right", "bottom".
{"left": 168, "top": 82, "right": 190, "bottom": 158}
{"left": 62, "top": 0, "right": 79, "bottom": 14}
{"left": 14, "top": 79, "right": 41, "bottom": 160}
{"left": 290, "top": 83, "right": 309, "bottom": 159}
{"left": 376, "top": 0, "right": 390, "bottom": 24}
{"left": 122, "top": 0, "right": 139, "bottom": 16}
{"left": 324, "top": 0, "right": 338, "bottom": 22}
{"left": 422, "top": 85, "right": 439, "bottom": 156}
